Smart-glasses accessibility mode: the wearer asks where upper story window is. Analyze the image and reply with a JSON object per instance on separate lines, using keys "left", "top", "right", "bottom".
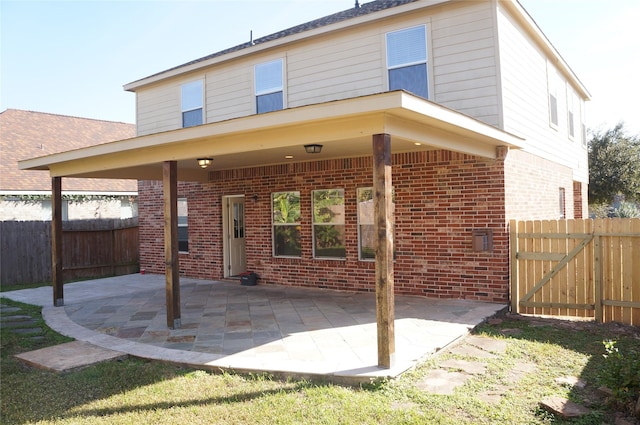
{"left": 547, "top": 67, "right": 559, "bottom": 129}
{"left": 567, "top": 89, "right": 576, "bottom": 140}
{"left": 181, "top": 80, "right": 203, "bottom": 128}
{"left": 386, "top": 25, "right": 428, "bottom": 99}
{"left": 255, "top": 59, "right": 284, "bottom": 114}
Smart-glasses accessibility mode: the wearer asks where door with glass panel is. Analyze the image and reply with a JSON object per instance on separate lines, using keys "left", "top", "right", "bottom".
{"left": 225, "top": 196, "right": 246, "bottom": 277}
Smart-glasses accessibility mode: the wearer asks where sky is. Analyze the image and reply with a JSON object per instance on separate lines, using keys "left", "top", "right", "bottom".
{"left": 1, "top": 0, "right": 639, "bottom": 136}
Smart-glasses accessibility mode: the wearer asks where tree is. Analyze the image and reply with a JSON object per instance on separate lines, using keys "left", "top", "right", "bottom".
{"left": 588, "top": 123, "right": 640, "bottom": 205}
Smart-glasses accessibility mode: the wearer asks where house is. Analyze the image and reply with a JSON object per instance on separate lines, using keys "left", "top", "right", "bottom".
{"left": 1, "top": 109, "right": 137, "bottom": 220}
{"left": 19, "top": 0, "right": 589, "bottom": 364}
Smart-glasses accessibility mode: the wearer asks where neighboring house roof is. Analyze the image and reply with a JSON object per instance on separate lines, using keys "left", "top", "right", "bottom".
{"left": 0, "top": 109, "right": 137, "bottom": 194}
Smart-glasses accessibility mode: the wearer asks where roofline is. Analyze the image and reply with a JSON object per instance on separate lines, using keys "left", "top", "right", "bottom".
{"left": 124, "top": 0, "right": 590, "bottom": 102}
{"left": 503, "top": 0, "right": 591, "bottom": 100}
{"left": 19, "top": 91, "right": 525, "bottom": 181}
{"left": 123, "top": 0, "right": 439, "bottom": 91}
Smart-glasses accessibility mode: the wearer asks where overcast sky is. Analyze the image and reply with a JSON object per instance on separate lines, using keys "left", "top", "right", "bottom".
{"left": 1, "top": 0, "right": 638, "bottom": 136}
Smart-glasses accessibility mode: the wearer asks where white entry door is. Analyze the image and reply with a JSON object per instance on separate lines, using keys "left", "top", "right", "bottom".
{"left": 225, "top": 196, "right": 246, "bottom": 277}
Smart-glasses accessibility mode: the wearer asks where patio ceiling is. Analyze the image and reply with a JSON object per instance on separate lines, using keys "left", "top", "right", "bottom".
{"left": 19, "top": 91, "right": 524, "bottom": 182}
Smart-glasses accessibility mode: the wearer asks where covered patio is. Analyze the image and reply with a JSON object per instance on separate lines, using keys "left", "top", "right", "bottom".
{"left": 18, "top": 91, "right": 523, "bottom": 369}
{"left": 3, "top": 274, "right": 504, "bottom": 384}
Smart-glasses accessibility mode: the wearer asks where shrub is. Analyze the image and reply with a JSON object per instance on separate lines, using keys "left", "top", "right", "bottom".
{"left": 599, "top": 340, "right": 640, "bottom": 413}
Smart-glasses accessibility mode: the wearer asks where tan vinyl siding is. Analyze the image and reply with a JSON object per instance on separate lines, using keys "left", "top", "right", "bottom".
{"left": 497, "top": 4, "right": 587, "bottom": 182}
{"left": 431, "top": 3, "right": 499, "bottom": 126}
{"left": 287, "top": 29, "right": 384, "bottom": 106}
{"left": 136, "top": 83, "right": 181, "bottom": 136}
{"left": 134, "top": 3, "right": 512, "bottom": 135}
{"left": 205, "top": 64, "right": 253, "bottom": 122}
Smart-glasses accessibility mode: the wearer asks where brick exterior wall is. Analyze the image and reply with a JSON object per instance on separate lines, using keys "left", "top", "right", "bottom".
{"left": 139, "top": 149, "right": 511, "bottom": 303}
{"left": 573, "top": 181, "right": 587, "bottom": 219}
{"left": 504, "top": 149, "right": 580, "bottom": 220}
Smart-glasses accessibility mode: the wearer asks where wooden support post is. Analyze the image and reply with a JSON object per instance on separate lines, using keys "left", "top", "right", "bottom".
{"left": 163, "top": 161, "right": 181, "bottom": 329}
{"left": 373, "top": 133, "right": 395, "bottom": 368}
{"left": 51, "top": 177, "right": 64, "bottom": 307}
{"left": 509, "top": 220, "right": 519, "bottom": 314}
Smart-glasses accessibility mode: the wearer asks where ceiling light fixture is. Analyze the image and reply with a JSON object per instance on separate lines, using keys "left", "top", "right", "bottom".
{"left": 304, "top": 144, "right": 323, "bottom": 154}
{"left": 197, "top": 158, "right": 213, "bottom": 169}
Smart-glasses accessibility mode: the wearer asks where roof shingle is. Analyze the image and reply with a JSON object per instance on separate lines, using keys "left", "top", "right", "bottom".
{"left": 0, "top": 109, "right": 137, "bottom": 193}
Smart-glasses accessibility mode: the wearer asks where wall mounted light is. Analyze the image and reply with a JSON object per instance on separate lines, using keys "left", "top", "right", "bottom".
{"left": 304, "top": 144, "right": 323, "bottom": 154}
{"left": 197, "top": 158, "right": 213, "bottom": 169}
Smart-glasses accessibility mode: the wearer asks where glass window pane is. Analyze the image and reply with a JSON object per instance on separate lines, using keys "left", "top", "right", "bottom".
{"left": 359, "top": 225, "right": 375, "bottom": 259}
{"left": 313, "top": 225, "right": 345, "bottom": 258}
{"left": 312, "top": 189, "right": 344, "bottom": 224}
{"left": 550, "top": 94, "right": 558, "bottom": 125}
{"left": 312, "top": 190, "right": 345, "bottom": 258}
{"left": 272, "top": 192, "right": 300, "bottom": 224}
{"left": 255, "top": 59, "right": 283, "bottom": 94}
{"left": 357, "top": 187, "right": 396, "bottom": 261}
{"left": 257, "top": 92, "right": 283, "bottom": 114}
{"left": 182, "top": 109, "right": 202, "bottom": 127}
{"left": 387, "top": 26, "right": 427, "bottom": 68}
{"left": 272, "top": 192, "right": 301, "bottom": 257}
{"left": 389, "top": 64, "right": 428, "bottom": 98}
{"left": 181, "top": 80, "right": 203, "bottom": 111}
{"left": 273, "top": 225, "right": 301, "bottom": 257}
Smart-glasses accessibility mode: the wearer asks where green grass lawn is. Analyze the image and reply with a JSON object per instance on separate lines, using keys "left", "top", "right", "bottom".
{"left": 1, "top": 297, "right": 638, "bottom": 425}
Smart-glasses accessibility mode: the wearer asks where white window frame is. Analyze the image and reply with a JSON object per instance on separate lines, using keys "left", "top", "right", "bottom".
{"left": 178, "top": 197, "right": 188, "bottom": 253}
{"left": 357, "top": 187, "right": 395, "bottom": 261}
{"left": 255, "top": 58, "right": 284, "bottom": 114}
{"left": 181, "top": 80, "right": 203, "bottom": 128}
{"left": 312, "top": 189, "right": 346, "bottom": 260}
{"left": 547, "top": 65, "right": 559, "bottom": 129}
{"left": 386, "top": 25, "right": 429, "bottom": 99}
{"left": 567, "top": 88, "right": 576, "bottom": 140}
{"left": 272, "top": 191, "right": 301, "bottom": 258}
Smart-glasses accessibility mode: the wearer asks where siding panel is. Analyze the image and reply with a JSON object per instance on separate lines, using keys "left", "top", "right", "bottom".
{"left": 497, "top": 4, "right": 587, "bottom": 181}
{"left": 430, "top": 2, "right": 499, "bottom": 126}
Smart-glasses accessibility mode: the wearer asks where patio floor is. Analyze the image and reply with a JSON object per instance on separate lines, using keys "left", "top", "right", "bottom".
{"left": 3, "top": 274, "right": 505, "bottom": 384}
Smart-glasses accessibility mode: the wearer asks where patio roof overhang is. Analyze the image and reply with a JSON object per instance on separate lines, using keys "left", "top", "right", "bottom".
{"left": 18, "top": 91, "right": 524, "bottom": 181}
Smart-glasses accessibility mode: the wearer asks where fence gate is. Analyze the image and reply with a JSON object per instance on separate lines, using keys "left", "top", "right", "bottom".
{"left": 510, "top": 218, "right": 640, "bottom": 326}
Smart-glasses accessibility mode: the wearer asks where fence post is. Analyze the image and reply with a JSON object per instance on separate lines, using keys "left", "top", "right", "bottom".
{"left": 594, "top": 234, "right": 603, "bottom": 323}
{"left": 510, "top": 220, "right": 519, "bottom": 314}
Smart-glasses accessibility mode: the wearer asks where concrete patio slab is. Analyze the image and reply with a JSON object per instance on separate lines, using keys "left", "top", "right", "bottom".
{"left": 3, "top": 274, "right": 506, "bottom": 384}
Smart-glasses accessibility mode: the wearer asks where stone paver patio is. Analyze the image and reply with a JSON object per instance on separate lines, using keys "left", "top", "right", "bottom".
{"left": 3, "top": 274, "right": 505, "bottom": 384}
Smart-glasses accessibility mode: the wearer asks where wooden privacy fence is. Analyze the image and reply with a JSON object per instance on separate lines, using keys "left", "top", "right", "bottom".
{"left": 510, "top": 218, "right": 640, "bottom": 326}
{"left": 1, "top": 218, "right": 139, "bottom": 286}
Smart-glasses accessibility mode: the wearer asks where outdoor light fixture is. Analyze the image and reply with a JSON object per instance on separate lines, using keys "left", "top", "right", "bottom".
{"left": 197, "top": 158, "right": 213, "bottom": 169}
{"left": 304, "top": 144, "right": 323, "bottom": 154}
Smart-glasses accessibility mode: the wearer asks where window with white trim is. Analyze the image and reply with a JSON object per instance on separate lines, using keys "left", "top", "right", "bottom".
{"left": 272, "top": 191, "right": 301, "bottom": 257}
{"left": 567, "top": 89, "right": 576, "bottom": 139}
{"left": 312, "top": 189, "right": 345, "bottom": 259}
{"left": 181, "top": 80, "right": 203, "bottom": 128}
{"left": 547, "top": 66, "right": 559, "bottom": 128}
{"left": 386, "top": 25, "right": 428, "bottom": 99}
{"left": 558, "top": 188, "right": 566, "bottom": 219}
{"left": 255, "top": 59, "right": 284, "bottom": 114}
{"left": 357, "top": 188, "right": 395, "bottom": 260}
{"left": 178, "top": 198, "right": 188, "bottom": 252}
